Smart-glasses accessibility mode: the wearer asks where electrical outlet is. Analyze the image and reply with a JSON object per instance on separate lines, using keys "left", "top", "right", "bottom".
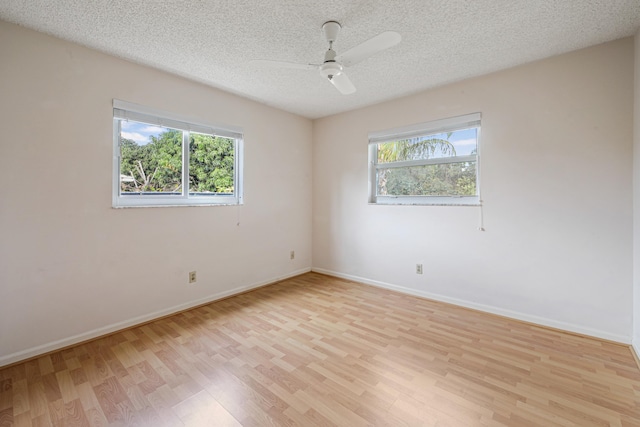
{"left": 290, "top": 250, "right": 295, "bottom": 260}
{"left": 189, "top": 271, "right": 197, "bottom": 283}
{"left": 416, "top": 264, "right": 423, "bottom": 274}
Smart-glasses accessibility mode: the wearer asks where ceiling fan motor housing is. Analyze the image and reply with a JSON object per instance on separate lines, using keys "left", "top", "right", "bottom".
{"left": 320, "top": 61, "right": 343, "bottom": 80}
{"left": 320, "top": 43, "right": 341, "bottom": 80}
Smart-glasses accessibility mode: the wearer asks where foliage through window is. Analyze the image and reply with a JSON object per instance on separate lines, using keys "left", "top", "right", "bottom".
{"left": 113, "top": 100, "right": 242, "bottom": 207}
{"left": 368, "top": 113, "right": 480, "bottom": 205}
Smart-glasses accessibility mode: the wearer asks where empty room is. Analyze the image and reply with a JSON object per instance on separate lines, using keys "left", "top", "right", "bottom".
{"left": 1, "top": 1, "right": 640, "bottom": 426}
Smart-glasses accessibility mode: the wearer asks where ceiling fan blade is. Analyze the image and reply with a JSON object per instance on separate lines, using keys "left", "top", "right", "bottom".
{"left": 329, "top": 72, "right": 356, "bottom": 95}
{"left": 249, "top": 59, "right": 317, "bottom": 70}
{"left": 337, "top": 31, "right": 401, "bottom": 67}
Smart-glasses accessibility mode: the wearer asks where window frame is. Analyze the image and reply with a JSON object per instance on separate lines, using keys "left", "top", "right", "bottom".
{"left": 368, "top": 113, "right": 481, "bottom": 206}
{"left": 112, "top": 100, "right": 243, "bottom": 208}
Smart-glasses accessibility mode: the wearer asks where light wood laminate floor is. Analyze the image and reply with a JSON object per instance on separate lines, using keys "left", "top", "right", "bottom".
{"left": 1, "top": 272, "right": 639, "bottom": 426}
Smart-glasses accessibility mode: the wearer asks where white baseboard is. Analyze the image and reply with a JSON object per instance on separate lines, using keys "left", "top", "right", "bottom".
{"left": 0, "top": 268, "right": 311, "bottom": 368}
{"left": 633, "top": 340, "right": 640, "bottom": 369}
{"left": 312, "top": 268, "right": 631, "bottom": 345}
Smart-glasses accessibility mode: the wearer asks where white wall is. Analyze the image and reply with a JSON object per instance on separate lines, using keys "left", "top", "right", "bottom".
{"left": 633, "top": 29, "right": 640, "bottom": 356}
{"left": 0, "top": 21, "right": 313, "bottom": 366}
{"left": 313, "top": 38, "right": 634, "bottom": 342}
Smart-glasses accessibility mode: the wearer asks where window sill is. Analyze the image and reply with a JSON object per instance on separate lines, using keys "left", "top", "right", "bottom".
{"left": 113, "top": 203, "right": 242, "bottom": 209}
{"left": 113, "top": 196, "right": 242, "bottom": 208}
{"left": 370, "top": 196, "right": 480, "bottom": 206}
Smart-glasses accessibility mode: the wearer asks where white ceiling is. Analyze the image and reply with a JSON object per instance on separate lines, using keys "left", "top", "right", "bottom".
{"left": 1, "top": 1, "right": 639, "bottom": 119}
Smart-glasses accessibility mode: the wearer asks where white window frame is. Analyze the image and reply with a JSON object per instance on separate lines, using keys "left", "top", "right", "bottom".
{"left": 112, "top": 100, "right": 243, "bottom": 208}
{"left": 368, "top": 113, "right": 481, "bottom": 206}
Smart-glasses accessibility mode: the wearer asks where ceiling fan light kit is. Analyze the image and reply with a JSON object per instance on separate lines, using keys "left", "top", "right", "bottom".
{"left": 251, "top": 20, "right": 401, "bottom": 96}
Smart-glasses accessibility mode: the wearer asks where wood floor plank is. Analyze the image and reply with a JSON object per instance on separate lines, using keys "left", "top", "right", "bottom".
{"left": 26, "top": 382, "right": 48, "bottom": 420}
{"left": 1, "top": 272, "right": 639, "bottom": 426}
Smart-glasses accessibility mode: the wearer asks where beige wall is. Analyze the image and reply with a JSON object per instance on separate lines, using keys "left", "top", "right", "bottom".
{"left": 634, "top": 29, "right": 640, "bottom": 354}
{"left": 0, "top": 21, "right": 313, "bottom": 365}
{"left": 313, "top": 38, "right": 634, "bottom": 342}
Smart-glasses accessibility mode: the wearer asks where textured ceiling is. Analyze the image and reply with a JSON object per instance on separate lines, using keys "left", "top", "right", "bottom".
{"left": 1, "top": 1, "right": 639, "bottom": 119}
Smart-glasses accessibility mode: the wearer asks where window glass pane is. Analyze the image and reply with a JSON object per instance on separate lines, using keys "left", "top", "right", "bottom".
{"left": 377, "top": 127, "right": 477, "bottom": 163}
{"left": 188, "top": 134, "right": 235, "bottom": 195}
{"left": 119, "top": 121, "right": 183, "bottom": 195}
{"left": 377, "top": 161, "right": 477, "bottom": 196}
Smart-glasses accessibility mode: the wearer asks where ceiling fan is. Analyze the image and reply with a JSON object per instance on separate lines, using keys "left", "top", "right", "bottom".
{"left": 251, "top": 21, "right": 401, "bottom": 95}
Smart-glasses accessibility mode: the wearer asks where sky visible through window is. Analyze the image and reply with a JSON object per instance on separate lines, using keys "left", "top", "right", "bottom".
{"left": 121, "top": 121, "right": 171, "bottom": 145}
{"left": 430, "top": 128, "right": 477, "bottom": 157}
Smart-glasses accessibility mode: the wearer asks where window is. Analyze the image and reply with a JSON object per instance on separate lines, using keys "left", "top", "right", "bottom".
{"left": 112, "top": 100, "right": 243, "bottom": 207}
{"left": 368, "top": 113, "right": 481, "bottom": 205}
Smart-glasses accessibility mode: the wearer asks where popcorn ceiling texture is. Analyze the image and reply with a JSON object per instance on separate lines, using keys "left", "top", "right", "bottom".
{"left": 1, "top": 0, "right": 639, "bottom": 118}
